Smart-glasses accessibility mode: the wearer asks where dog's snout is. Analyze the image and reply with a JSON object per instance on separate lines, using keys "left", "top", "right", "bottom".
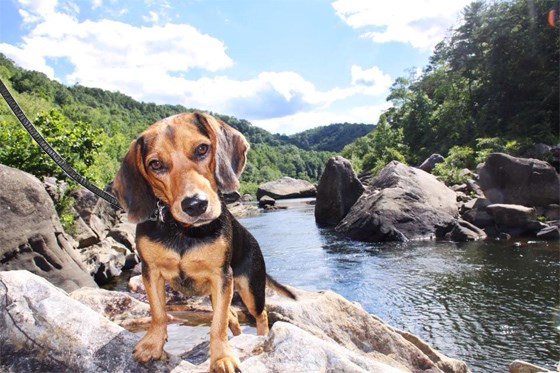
{"left": 181, "top": 194, "right": 208, "bottom": 217}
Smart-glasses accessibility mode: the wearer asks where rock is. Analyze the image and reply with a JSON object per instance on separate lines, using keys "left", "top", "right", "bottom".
{"left": 509, "top": 359, "right": 557, "bottom": 373}
{"left": 72, "top": 187, "right": 121, "bottom": 240}
{"left": 497, "top": 232, "right": 512, "bottom": 240}
{"left": 451, "top": 184, "right": 468, "bottom": 193}
{"left": 315, "top": 156, "right": 365, "bottom": 227}
{"left": 478, "top": 153, "right": 560, "bottom": 206}
{"left": 42, "top": 176, "right": 69, "bottom": 202}
{"left": 465, "top": 179, "right": 484, "bottom": 197}
{"left": 72, "top": 211, "right": 100, "bottom": 248}
{"left": 258, "top": 195, "right": 276, "bottom": 207}
{"left": 239, "top": 322, "right": 404, "bottom": 373}
{"left": 544, "top": 204, "right": 560, "bottom": 220}
{"left": 107, "top": 222, "right": 137, "bottom": 251}
{"left": 536, "top": 225, "right": 560, "bottom": 240}
{"left": 533, "top": 143, "right": 552, "bottom": 158}
{"left": 80, "top": 237, "right": 129, "bottom": 284}
{"left": 0, "top": 270, "right": 471, "bottom": 373}
{"left": 418, "top": 154, "right": 445, "bottom": 173}
{"left": 70, "top": 287, "right": 151, "bottom": 324}
{"left": 262, "top": 204, "right": 287, "bottom": 212}
{"left": 486, "top": 204, "right": 537, "bottom": 227}
{"left": 227, "top": 202, "right": 259, "bottom": 218}
{"left": 455, "top": 191, "right": 470, "bottom": 203}
{"left": 0, "top": 270, "right": 194, "bottom": 372}
{"left": 70, "top": 187, "right": 100, "bottom": 221}
{"left": 0, "top": 165, "right": 97, "bottom": 291}
{"left": 461, "top": 198, "right": 494, "bottom": 228}
{"left": 524, "top": 221, "right": 549, "bottom": 234}
{"left": 222, "top": 191, "right": 241, "bottom": 203}
{"left": 256, "top": 177, "right": 316, "bottom": 200}
{"left": 436, "top": 219, "right": 487, "bottom": 241}
{"left": 266, "top": 287, "right": 470, "bottom": 373}
{"left": 336, "top": 161, "right": 459, "bottom": 242}
{"left": 241, "top": 193, "right": 254, "bottom": 202}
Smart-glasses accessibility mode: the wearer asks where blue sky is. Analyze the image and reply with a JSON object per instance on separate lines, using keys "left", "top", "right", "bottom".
{"left": 0, "top": 0, "right": 470, "bottom": 134}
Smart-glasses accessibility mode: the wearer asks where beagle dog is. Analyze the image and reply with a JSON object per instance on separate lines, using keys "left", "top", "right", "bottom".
{"left": 113, "top": 112, "right": 295, "bottom": 373}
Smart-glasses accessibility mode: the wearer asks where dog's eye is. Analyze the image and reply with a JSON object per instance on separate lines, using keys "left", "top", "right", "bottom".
{"left": 148, "top": 159, "right": 163, "bottom": 171}
{"left": 195, "top": 144, "right": 209, "bottom": 158}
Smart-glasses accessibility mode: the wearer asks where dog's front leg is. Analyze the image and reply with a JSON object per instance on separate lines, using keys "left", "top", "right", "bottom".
{"left": 209, "top": 267, "right": 240, "bottom": 373}
{"left": 133, "top": 267, "right": 168, "bottom": 362}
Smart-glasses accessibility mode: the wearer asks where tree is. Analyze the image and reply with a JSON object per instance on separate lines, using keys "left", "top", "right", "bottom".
{"left": 0, "top": 110, "right": 102, "bottom": 181}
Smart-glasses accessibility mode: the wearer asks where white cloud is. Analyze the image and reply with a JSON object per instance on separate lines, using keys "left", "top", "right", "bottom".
{"left": 2, "top": 0, "right": 395, "bottom": 131}
{"left": 91, "top": 0, "right": 102, "bottom": 9}
{"left": 0, "top": 42, "right": 55, "bottom": 78}
{"left": 351, "top": 65, "right": 392, "bottom": 95}
{"left": 1, "top": 2, "right": 234, "bottom": 85}
{"left": 143, "top": 11, "right": 159, "bottom": 24}
{"left": 17, "top": 0, "right": 58, "bottom": 23}
{"left": 332, "top": 0, "right": 470, "bottom": 50}
{"left": 252, "top": 102, "right": 392, "bottom": 135}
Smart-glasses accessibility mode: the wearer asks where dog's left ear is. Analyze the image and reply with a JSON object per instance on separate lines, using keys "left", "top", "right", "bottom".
{"left": 196, "top": 113, "right": 249, "bottom": 193}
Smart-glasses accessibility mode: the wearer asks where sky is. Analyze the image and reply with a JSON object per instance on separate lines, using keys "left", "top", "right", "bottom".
{"left": 0, "top": 0, "right": 471, "bottom": 135}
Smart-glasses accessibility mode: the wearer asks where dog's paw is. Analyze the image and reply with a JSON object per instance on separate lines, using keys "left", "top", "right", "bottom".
{"left": 211, "top": 355, "right": 241, "bottom": 373}
{"left": 133, "top": 333, "right": 166, "bottom": 363}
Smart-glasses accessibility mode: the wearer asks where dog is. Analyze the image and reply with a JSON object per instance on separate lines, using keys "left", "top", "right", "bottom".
{"left": 112, "top": 112, "right": 295, "bottom": 373}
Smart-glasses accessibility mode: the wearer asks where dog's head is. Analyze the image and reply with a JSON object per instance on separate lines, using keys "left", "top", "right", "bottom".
{"left": 113, "top": 112, "right": 249, "bottom": 226}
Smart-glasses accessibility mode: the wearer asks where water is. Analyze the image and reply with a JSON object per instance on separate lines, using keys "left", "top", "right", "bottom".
{"left": 239, "top": 199, "right": 560, "bottom": 373}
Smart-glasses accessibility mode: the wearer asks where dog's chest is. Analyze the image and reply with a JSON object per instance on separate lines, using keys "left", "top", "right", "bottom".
{"left": 137, "top": 235, "right": 228, "bottom": 296}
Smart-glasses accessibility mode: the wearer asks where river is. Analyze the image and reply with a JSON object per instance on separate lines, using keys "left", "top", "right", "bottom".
{"left": 238, "top": 198, "right": 559, "bottom": 373}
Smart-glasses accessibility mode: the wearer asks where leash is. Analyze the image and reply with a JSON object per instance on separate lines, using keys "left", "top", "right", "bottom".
{"left": 0, "top": 78, "right": 121, "bottom": 208}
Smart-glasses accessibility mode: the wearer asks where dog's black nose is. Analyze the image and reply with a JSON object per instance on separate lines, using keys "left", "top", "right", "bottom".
{"left": 181, "top": 195, "right": 208, "bottom": 217}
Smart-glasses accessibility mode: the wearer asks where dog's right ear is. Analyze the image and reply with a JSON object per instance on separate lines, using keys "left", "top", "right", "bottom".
{"left": 112, "top": 137, "right": 157, "bottom": 223}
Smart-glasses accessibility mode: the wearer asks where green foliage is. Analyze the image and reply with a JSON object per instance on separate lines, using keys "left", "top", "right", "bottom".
{"left": 0, "top": 109, "right": 102, "bottom": 182}
{"left": 343, "top": 0, "right": 558, "bottom": 172}
{"left": 239, "top": 181, "right": 259, "bottom": 196}
{"left": 341, "top": 116, "right": 409, "bottom": 174}
{"left": 242, "top": 143, "right": 332, "bottom": 184}
{"left": 54, "top": 190, "right": 77, "bottom": 234}
{"left": 432, "top": 145, "right": 476, "bottom": 185}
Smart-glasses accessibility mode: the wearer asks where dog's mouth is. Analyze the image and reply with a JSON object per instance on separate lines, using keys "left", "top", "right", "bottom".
{"left": 168, "top": 204, "right": 221, "bottom": 227}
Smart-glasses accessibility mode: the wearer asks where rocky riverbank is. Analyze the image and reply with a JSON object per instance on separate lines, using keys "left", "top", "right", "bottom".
{"left": 1, "top": 270, "right": 471, "bottom": 373}
{"left": 315, "top": 153, "right": 560, "bottom": 243}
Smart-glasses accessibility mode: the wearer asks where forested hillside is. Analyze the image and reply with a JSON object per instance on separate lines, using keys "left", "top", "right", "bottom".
{"left": 280, "top": 123, "right": 374, "bottom": 152}
{"left": 0, "top": 55, "right": 363, "bottom": 192}
{"left": 343, "top": 0, "right": 559, "bottom": 179}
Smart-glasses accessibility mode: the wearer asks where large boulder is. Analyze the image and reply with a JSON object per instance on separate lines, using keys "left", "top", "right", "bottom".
{"left": 418, "top": 153, "right": 445, "bottom": 173}
{"left": 486, "top": 204, "right": 537, "bottom": 227}
{"left": 266, "top": 287, "right": 470, "bottom": 373}
{"left": 315, "top": 156, "right": 364, "bottom": 227}
{"left": 0, "top": 270, "right": 192, "bottom": 372}
{"left": 336, "top": 161, "right": 459, "bottom": 242}
{"left": 478, "top": 153, "right": 560, "bottom": 207}
{"left": 256, "top": 177, "right": 316, "bottom": 200}
{"left": 0, "top": 165, "right": 97, "bottom": 291}
{"left": 435, "top": 219, "right": 487, "bottom": 242}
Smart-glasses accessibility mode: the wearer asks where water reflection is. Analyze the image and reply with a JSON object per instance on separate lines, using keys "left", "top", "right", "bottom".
{"left": 239, "top": 199, "right": 560, "bottom": 372}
